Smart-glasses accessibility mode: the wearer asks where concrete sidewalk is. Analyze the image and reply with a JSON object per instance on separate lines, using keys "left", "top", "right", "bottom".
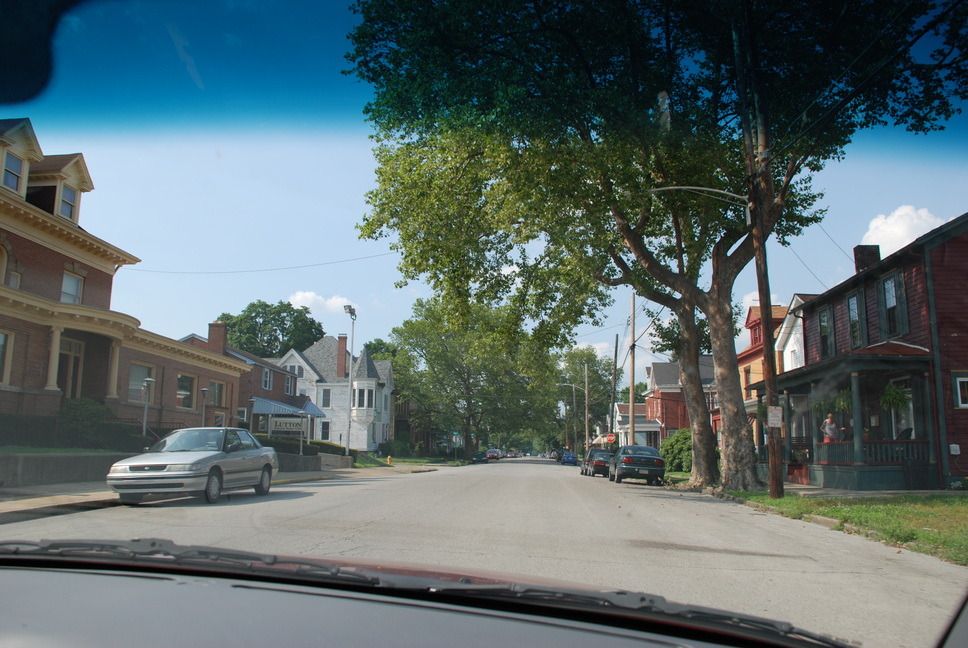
{"left": 0, "top": 465, "right": 432, "bottom": 523}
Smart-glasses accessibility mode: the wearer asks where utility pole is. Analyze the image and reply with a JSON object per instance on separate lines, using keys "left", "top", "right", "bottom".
{"left": 584, "top": 362, "right": 590, "bottom": 450}
{"left": 629, "top": 292, "right": 635, "bottom": 446}
{"left": 609, "top": 334, "right": 618, "bottom": 438}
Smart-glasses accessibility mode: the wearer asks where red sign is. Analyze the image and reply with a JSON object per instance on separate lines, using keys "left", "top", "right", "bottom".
{"left": 605, "top": 434, "right": 616, "bottom": 443}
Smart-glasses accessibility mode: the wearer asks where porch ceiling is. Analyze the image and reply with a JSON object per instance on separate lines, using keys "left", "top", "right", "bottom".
{"left": 750, "top": 352, "right": 930, "bottom": 395}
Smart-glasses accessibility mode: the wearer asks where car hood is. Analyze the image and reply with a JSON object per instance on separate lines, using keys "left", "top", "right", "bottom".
{"left": 112, "top": 451, "right": 222, "bottom": 466}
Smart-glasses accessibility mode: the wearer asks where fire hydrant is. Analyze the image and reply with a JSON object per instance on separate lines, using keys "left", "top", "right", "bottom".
{"left": 387, "top": 455, "right": 393, "bottom": 465}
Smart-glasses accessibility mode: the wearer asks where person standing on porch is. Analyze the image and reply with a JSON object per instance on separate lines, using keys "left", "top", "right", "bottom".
{"left": 821, "top": 413, "right": 839, "bottom": 443}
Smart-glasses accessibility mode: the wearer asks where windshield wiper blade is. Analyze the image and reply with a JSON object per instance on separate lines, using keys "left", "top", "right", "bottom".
{"left": 0, "top": 538, "right": 380, "bottom": 586}
{"left": 420, "top": 584, "right": 851, "bottom": 648}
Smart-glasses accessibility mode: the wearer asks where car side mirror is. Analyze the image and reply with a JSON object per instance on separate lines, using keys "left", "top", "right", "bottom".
{"left": 227, "top": 442, "right": 242, "bottom": 452}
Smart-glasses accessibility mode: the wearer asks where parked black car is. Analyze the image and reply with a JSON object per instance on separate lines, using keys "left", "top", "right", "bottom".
{"left": 580, "top": 448, "right": 613, "bottom": 477}
{"left": 471, "top": 451, "right": 489, "bottom": 464}
{"left": 608, "top": 445, "right": 665, "bottom": 485}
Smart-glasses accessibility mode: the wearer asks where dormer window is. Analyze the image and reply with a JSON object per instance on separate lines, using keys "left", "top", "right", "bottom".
{"left": 59, "top": 185, "right": 77, "bottom": 220}
{"left": 3, "top": 152, "right": 23, "bottom": 191}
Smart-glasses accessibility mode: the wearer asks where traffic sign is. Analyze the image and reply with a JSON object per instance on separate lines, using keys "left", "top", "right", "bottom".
{"left": 606, "top": 433, "right": 616, "bottom": 443}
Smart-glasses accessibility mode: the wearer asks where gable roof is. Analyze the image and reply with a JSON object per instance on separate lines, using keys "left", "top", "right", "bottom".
{"left": 646, "top": 356, "right": 715, "bottom": 390}
{"left": 300, "top": 335, "right": 350, "bottom": 383}
{"left": 0, "top": 118, "right": 43, "bottom": 161}
{"left": 28, "top": 153, "right": 94, "bottom": 192}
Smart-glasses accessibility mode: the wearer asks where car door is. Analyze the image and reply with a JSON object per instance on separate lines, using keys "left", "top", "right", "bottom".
{"left": 221, "top": 429, "right": 252, "bottom": 487}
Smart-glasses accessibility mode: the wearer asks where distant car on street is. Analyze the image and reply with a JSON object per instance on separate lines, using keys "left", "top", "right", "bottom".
{"left": 581, "top": 448, "right": 613, "bottom": 477}
{"left": 560, "top": 451, "right": 578, "bottom": 466}
{"left": 485, "top": 449, "right": 502, "bottom": 460}
{"left": 608, "top": 445, "right": 664, "bottom": 485}
{"left": 471, "top": 451, "right": 489, "bottom": 464}
{"left": 106, "top": 427, "right": 278, "bottom": 505}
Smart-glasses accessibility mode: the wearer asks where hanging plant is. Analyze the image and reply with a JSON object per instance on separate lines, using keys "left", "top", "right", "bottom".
{"left": 834, "top": 389, "right": 853, "bottom": 414}
{"left": 879, "top": 383, "right": 911, "bottom": 410}
{"left": 812, "top": 397, "right": 832, "bottom": 417}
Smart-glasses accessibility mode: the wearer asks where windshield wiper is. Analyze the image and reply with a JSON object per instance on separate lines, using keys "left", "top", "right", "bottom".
{"left": 0, "top": 538, "right": 380, "bottom": 586}
{"left": 418, "top": 583, "right": 851, "bottom": 648}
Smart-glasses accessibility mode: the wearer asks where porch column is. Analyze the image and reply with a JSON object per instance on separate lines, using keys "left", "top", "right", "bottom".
{"left": 783, "top": 391, "right": 793, "bottom": 461}
{"left": 44, "top": 326, "right": 63, "bottom": 391}
{"left": 851, "top": 372, "right": 864, "bottom": 464}
{"left": 919, "top": 372, "right": 937, "bottom": 463}
{"left": 105, "top": 340, "right": 121, "bottom": 400}
{"left": 809, "top": 382, "right": 819, "bottom": 460}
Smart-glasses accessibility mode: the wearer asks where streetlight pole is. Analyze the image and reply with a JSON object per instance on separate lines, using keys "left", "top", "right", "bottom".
{"left": 200, "top": 387, "right": 209, "bottom": 426}
{"left": 558, "top": 382, "right": 590, "bottom": 451}
{"left": 343, "top": 305, "right": 357, "bottom": 457}
{"left": 298, "top": 410, "right": 306, "bottom": 456}
{"left": 141, "top": 377, "right": 155, "bottom": 438}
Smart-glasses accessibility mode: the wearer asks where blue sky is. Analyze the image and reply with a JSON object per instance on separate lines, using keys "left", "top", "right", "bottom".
{"left": 10, "top": 0, "right": 968, "bottom": 384}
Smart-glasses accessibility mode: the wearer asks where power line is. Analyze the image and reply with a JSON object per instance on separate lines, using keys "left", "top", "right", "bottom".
{"left": 817, "top": 222, "right": 854, "bottom": 262}
{"left": 787, "top": 246, "right": 828, "bottom": 290}
{"left": 125, "top": 251, "right": 397, "bottom": 275}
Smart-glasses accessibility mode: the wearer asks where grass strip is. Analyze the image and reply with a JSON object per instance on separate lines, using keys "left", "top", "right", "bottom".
{"left": 729, "top": 491, "right": 968, "bottom": 566}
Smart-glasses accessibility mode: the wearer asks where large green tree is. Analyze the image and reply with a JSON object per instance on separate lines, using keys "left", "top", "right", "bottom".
{"left": 557, "top": 346, "right": 618, "bottom": 449}
{"left": 390, "top": 299, "right": 559, "bottom": 458}
{"left": 349, "top": 0, "right": 966, "bottom": 489}
{"left": 217, "top": 300, "right": 325, "bottom": 358}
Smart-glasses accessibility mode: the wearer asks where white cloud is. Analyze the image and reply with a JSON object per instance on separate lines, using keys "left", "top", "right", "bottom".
{"left": 740, "top": 292, "right": 780, "bottom": 311}
{"left": 861, "top": 205, "right": 946, "bottom": 257}
{"left": 288, "top": 291, "right": 352, "bottom": 315}
{"left": 573, "top": 341, "right": 613, "bottom": 358}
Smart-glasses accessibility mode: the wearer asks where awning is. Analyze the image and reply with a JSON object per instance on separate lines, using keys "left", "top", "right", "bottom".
{"left": 250, "top": 396, "right": 325, "bottom": 418}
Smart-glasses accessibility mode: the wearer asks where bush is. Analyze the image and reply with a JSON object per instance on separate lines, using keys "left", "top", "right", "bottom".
{"left": 660, "top": 428, "right": 693, "bottom": 472}
{"left": 309, "top": 440, "right": 358, "bottom": 460}
{"left": 57, "top": 398, "right": 112, "bottom": 446}
{"left": 0, "top": 413, "right": 58, "bottom": 446}
{"left": 379, "top": 439, "right": 412, "bottom": 457}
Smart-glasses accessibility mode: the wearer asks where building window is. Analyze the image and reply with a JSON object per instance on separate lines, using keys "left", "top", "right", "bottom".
{"left": 128, "top": 364, "right": 154, "bottom": 402}
{"left": 261, "top": 367, "right": 273, "bottom": 390}
{"left": 818, "top": 307, "right": 834, "bottom": 358}
{"left": 320, "top": 388, "right": 331, "bottom": 407}
{"left": 877, "top": 272, "right": 908, "bottom": 338}
{"left": 0, "top": 331, "right": 12, "bottom": 384}
{"left": 751, "top": 326, "right": 762, "bottom": 346}
{"left": 318, "top": 421, "right": 330, "bottom": 441}
{"left": 354, "top": 387, "right": 375, "bottom": 408}
{"left": 208, "top": 380, "right": 225, "bottom": 407}
{"left": 846, "top": 291, "right": 866, "bottom": 349}
{"left": 284, "top": 375, "right": 295, "bottom": 395}
{"left": 59, "top": 185, "right": 77, "bottom": 220}
{"left": 8, "top": 271, "right": 20, "bottom": 289}
{"left": 176, "top": 373, "right": 196, "bottom": 408}
{"left": 953, "top": 373, "right": 968, "bottom": 409}
{"left": 61, "top": 272, "right": 84, "bottom": 304}
{"left": 3, "top": 152, "right": 23, "bottom": 191}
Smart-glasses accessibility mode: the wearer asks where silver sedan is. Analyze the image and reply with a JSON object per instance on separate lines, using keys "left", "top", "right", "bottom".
{"left": 106, "top": 427, "right": 279, "bottom": 505}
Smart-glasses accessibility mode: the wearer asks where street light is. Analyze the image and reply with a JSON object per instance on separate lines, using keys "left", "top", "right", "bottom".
{"left": 200, "top": 387, "right": 209, "bottom": 426}
{"left": 343, "top": 304, "right": 357, "bottom": 457}
{"left": 298, "top": 410, "right": 307, "bottom": 456}
{"left": 141, "top": 377, "right": 155, "bottom": 438}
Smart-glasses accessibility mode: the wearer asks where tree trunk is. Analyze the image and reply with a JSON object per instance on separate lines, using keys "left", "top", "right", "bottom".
{"left": 674, "top": 302, "right": 720, "bottom": 488}
{"left": 704, "top": 294, "right": 763, "bottom": 491}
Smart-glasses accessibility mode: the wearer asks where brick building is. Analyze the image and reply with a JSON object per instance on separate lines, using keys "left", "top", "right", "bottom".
{"left": 0, "top": 118, "right": 249, "bottom": 436}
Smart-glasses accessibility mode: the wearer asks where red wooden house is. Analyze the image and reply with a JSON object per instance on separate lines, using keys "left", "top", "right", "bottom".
{"left": 751, "top": 212, "right": 968, "bottom": 490}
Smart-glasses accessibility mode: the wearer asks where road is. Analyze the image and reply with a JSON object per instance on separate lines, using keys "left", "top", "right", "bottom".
{"left": 2, "top": 458, "right": 965, "bottom": 647}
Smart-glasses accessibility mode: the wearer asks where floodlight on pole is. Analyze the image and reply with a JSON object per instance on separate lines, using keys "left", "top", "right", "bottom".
{"left": 343, "top": 305, "right": 357, "bottom": 457}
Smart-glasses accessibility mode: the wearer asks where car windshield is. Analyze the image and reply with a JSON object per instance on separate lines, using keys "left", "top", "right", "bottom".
{"left": 149, "top": 428, "right": 223, "bottom": 453}
{"left": 1, "top": 2, "right": 966, "bottom": 648}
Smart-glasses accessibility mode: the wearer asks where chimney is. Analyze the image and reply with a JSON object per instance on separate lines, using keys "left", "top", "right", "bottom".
{"left": 208, "top": 321, "right": 228, "bottom": 354}
{"left": 337, "top": 334, "right": 348, "bottom": 378}
{"left": 854, "top": 245, "right": 881, "bottom": 274}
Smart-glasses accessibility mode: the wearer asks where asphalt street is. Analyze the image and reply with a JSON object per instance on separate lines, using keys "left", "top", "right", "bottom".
{"left": 1, "top": 457, "right": 965, "bottom": 647}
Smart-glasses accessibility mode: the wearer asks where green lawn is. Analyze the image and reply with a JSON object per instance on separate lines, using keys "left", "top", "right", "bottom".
{"left": 731, "top": 491, "right": 968, "bottom": 566}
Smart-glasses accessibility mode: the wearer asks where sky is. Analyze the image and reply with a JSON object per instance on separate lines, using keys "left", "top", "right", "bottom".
{"left": 9, "top": 0, "right": 968, "bottom": 386}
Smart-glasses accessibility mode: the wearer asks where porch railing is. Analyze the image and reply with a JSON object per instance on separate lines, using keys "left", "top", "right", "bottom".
{"left": 815, "top": 439, "right": 931, "bottom": 465}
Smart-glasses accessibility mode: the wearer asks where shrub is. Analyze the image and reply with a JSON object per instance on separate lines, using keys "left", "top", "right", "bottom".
{"left": 379, "top": 439, "right": 412, "bottom": 457}
{"left": 253, "top": 433, "right": 319, "bottom": 455}
{"left": 309, "top": 440, "right": 358, "bottom": 460}
{"left": 0, "top": 413, "right": 58, "bottom": 446}
{"left": 660, "top": 428, "right": 693, "bottom": 472}
{"left": 56, "top": 398, "right": 112, "bottom": 446}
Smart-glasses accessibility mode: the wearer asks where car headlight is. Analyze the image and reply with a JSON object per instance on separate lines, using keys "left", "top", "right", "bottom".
{"left": 108, "top": 465, "right": 127, "bottom": 474}
{"left": 167, "top": 462, "right": 203, "bottom": 472}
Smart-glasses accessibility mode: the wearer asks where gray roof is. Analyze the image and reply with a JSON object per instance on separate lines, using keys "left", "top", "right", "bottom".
{"left": 647, "top": 355, "right": 715, "bottom": 389}
{"left": 353, "top": 347, "right": 381, "bottom": 381}
{"left": 300, "top": 336, "right": 351, "bottom": 383}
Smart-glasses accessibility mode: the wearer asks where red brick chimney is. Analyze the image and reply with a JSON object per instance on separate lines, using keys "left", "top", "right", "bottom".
{"left": 208, "top": 321, "right": 228, "bottom": 354}
{"left": 337, "top": 334, "right": 348, "bottom": 378}
{"left": 853, "top": 245, "right": 881, "bottom": 274}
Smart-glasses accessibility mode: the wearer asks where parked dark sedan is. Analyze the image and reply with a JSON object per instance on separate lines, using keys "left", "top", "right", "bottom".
{"left": 608, "top": 445, "right": 665, "bottom": 485}
{"left": 581, "top": 448, "right": 613, "bottom": 477}
{"left": 471, "top": 451, "right": 489, "bottom": 464}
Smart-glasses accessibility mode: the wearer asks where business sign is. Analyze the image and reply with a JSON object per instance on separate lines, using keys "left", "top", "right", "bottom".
{"left": 271, "top": 416, "right": 306, "bottom": 437}
{"left": 767, "top": 406, "right": 783, "bottom": 429}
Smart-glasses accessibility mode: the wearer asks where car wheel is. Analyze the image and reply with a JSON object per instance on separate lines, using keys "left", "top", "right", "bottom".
{"left": 614, "top": 471, "right": 623, "bottom": 484}
{"left": 607, "top": 469, "right": 614, "bottom": 481}
{"left": 119, "top": 494, "right": 142, "bottom": 506}
{"left": 254, "top": 466, "right": 271, "bottom": 495}
{"left": 204, "top": 469, "right": 222, "bottom": 504}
